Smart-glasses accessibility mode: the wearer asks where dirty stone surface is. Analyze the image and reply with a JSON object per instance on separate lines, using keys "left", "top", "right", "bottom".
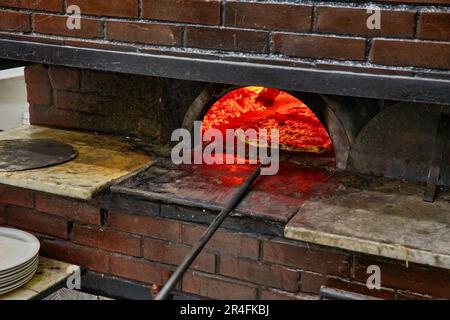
{"left": 285, "top": 173, "right": 450, "bottom": 269}
{"left": 0, "top": 257, "right": 79, "bottom": 300}
{"left": 114, "top": 155, "right": 334, "bottom": 222}
{"left": 0, "top": 126, "right": 151, "bottom": 199}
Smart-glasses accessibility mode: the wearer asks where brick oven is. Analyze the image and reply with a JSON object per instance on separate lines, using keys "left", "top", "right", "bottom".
{"left": 0, "top": 0, "right": 449, "bottom": 300}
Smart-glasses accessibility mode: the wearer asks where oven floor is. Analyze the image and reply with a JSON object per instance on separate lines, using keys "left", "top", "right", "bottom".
{"left": 112, "top": 157, "right": 333, "bottom": 222}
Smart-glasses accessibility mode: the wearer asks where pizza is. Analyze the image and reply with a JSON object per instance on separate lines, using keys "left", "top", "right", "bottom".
{"left": 235, "top": 115, "right": 333, "bottom": 153}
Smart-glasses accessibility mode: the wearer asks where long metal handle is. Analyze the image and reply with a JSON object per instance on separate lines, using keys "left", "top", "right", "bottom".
{"left": 155, "top": 165, "right": 263, "bottom": 300}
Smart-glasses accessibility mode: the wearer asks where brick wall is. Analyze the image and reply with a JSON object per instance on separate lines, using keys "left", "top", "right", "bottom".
{"left": 0, "top": 0, "right": 449, "bottom": 73}
{"left": 2, "top": 0, "right": 450, "bottom": 300}
{"left": 1, "top": 184, "right": 449, "bottom": 300}
{"left": 23, "top": 64, "right": 207, "bottom": 143}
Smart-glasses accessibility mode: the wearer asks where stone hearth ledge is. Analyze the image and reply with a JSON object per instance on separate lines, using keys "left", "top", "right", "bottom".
{"left": 285, "top": 174, "right": 450, "bottom": 270}
{"left": 0, "top": 126, "right": 151, "bottom": 200}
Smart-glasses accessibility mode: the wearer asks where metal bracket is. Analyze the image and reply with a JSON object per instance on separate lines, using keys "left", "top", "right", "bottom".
{"left": 424, "top": 111, "right": 449, "bottom": 202}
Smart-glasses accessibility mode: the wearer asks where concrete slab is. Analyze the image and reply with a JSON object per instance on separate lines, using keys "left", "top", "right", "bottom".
{"left": 0, "top": 126, "right": 151, "bottom": 199}
{"left": 285, "top": 174, "right": 450, "bottom": 269}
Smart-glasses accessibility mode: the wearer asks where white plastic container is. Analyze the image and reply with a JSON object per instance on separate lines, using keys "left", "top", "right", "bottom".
{"left": 0, "top": 67, "right": 29, "bottom": 130}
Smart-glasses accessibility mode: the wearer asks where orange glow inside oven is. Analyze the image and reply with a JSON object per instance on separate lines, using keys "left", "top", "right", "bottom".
{"left": 201, "top": 87, "right": 333, "bottom": 154}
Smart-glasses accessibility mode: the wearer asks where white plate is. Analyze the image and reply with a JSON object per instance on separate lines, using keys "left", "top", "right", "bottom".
{"left": 0, "top": 263, "right": 38, "bottom": 295}
{"left": 0, "top": 256, "right": 38, "bottom": 281}
{"left": 0, "top": 254, "right": 38, "bottom": 277}
{"left": 0, "top": 259, "right": 38, "bottom": 287}
{"left": 0, "top": 257, "right": 38, "bottom": 285}
{"left": 0, "top": 227, "right": 40, "bottom": 272}
{"left": 0, "top": 263, "right": 38, "bottom": 288}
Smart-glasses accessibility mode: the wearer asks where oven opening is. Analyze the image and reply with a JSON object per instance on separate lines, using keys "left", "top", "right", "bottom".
{"left": 201, "top": 86, "right": 335, "bottom": 170}
{"left": 170, "top": 86, "right": 337, "bottom": 206}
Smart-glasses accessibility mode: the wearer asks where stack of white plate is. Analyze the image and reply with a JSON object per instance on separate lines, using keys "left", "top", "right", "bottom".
{"left": 0, "top": 227, "right": 40, "bottom": 295}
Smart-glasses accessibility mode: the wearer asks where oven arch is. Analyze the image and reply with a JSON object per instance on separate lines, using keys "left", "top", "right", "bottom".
{"left": 182, "top": 85, "right": 352, "bottom": 170}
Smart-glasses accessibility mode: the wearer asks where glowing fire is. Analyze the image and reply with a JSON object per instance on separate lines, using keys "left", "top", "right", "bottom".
{"left": 202, "top": 87, "right": 333, "bottom": 153}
